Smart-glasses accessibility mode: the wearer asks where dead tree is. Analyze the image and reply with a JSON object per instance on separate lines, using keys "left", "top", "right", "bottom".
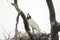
{"left": 46, "top": 0, "right": 60, "bottom": 40}
{"left": 7, "top": 0, "right": 34, "bottom": 40}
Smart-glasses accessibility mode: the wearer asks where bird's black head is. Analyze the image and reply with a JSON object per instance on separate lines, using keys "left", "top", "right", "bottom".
{"left": 27, "top": 13, "right": 31, "bottom": 20}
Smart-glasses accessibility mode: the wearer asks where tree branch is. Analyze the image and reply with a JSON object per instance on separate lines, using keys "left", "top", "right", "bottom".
{"left": 46, "top": 0, "right": 56, "bottom": 23}
{"left": 46, "top": 0, "right": 59, "bottom": 40}
{"left": 2, "top": 28, "right": 11, "bottom": 40}
{"left": 7, "top": 0, "right": 34, "bottom": 40}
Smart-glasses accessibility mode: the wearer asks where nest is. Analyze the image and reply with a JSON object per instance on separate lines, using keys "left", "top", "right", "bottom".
{"left": 11, "top": 31, "right": 50, "bottom": 40}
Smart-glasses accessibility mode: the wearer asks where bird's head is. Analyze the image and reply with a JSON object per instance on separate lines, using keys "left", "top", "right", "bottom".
{"left": 27, "top": 13, "right": 31, "bottom": 20}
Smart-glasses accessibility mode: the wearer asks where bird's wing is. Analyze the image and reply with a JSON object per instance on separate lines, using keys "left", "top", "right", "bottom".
{"left": 28, "top": 19, "right": 40, "bottom": 32}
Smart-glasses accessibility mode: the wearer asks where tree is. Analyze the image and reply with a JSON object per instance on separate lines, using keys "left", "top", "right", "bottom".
{"left": 46, "top": 0, "right": 60, "bottom": 40}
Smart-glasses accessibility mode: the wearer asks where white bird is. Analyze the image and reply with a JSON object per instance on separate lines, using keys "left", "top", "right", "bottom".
{"left": 27, "top": 13, "right": 40, "bottom": 33}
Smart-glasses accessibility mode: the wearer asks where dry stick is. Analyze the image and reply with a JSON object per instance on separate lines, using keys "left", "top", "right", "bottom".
{"left": 46, "top": 0, "right": 59, "bottom": 40}
{"left": 2, "top": 26, "right": 11, "bottom": 40}
{"left": 7, "top": 0, "right": 34, "bottom": 40}
{"left": 3, "top": 28, "right": 11, "bottom": 40}
{"left": 3, "top": 32, "right": 7, "bottom": 40}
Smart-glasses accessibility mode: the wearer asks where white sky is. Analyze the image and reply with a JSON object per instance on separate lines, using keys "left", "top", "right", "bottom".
{"left": 0, "top": 0, "right": 60, "bottom": 40}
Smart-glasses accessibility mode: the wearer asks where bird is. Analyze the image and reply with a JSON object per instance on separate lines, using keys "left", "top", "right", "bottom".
{"left": 27, "top": 13, "right": 40, "bottom": 34}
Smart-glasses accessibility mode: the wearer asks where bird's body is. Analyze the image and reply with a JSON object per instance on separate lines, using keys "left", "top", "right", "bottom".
{"left": 27, "top": 13, "right": 40, "bottom": 32}
{"left": 28, "top": 18, "right": 40, "bottom": 32}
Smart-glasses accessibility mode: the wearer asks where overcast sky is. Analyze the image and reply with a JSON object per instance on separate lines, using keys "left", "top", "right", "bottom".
{"left": 0, "top": 0, "right": 60, "bottom": 40}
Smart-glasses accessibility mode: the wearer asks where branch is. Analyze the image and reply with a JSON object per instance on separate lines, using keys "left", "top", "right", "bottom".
{"left": 46, "top": 0, "right": 56, "bottom": 23}
{"left": 3, "top": 32, "right": 7, "bottom": 40}
{"left": 2, "top": 28, "right": 11, "bottom": 40}
{"left": 7, "top": 0, "right": 22, "bottom": 13}
{"left": 7, "top": 0, "right": 34, "bottom": 40}
{"left": 46, "top": 0, "right": 59, "bottom": 40}
{"left": 7, "top": 0, "right": 14, "bottom": 5}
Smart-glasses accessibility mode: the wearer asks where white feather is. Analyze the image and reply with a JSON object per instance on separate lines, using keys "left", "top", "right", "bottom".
{"left": 28, "top": 18, "right": 40, "bottom": 32}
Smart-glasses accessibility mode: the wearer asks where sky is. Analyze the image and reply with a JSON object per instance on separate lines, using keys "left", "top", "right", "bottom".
{"left": 0, "top": 0, "right": 60, "bottom": 40}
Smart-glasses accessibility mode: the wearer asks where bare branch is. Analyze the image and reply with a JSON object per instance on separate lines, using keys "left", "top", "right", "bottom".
{"left": 7, "top": 0, "right": 34, "bottom": 40}
{"left": 46, "top": 0, "right": 59, "bottom": 40}
{"left": 7, "top": 0, "right": 14, "bottom": 5}
{"left": 46, "top": 0, "right": 56, "bottom": 23}
{"left": 2, "top": 28, "right": 11, "bottom": 40}
{"left": 3, "top": 32, "right": 7, "bottom": 40}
